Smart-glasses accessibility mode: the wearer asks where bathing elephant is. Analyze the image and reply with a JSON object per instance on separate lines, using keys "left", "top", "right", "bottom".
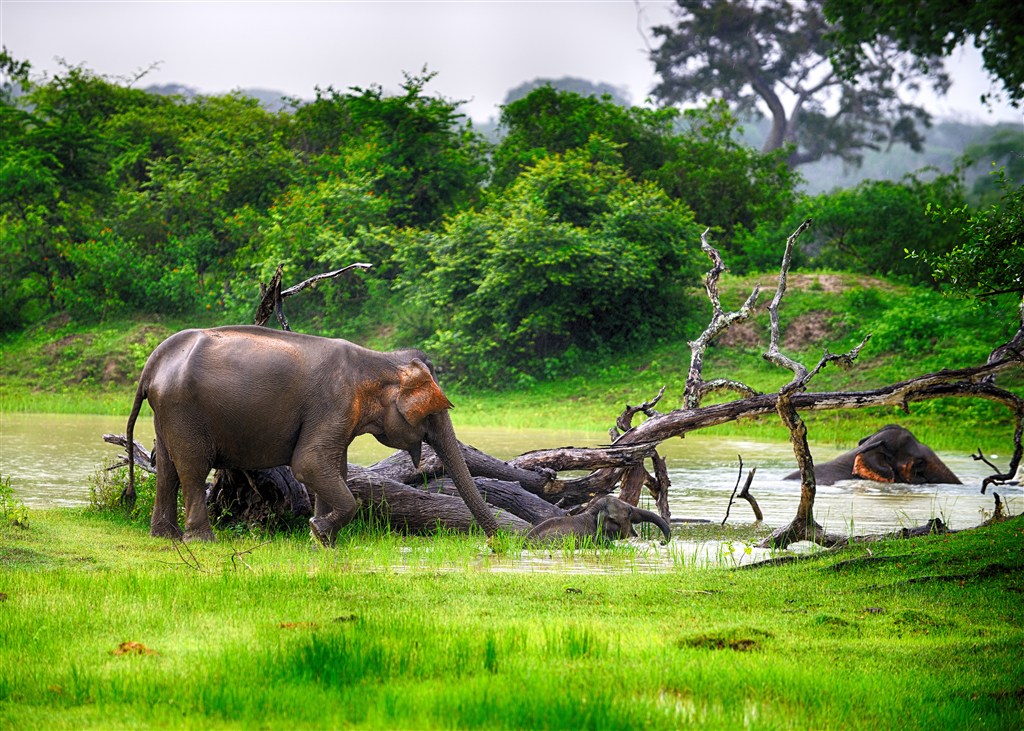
{"left": 526, "top": 495, "right": 672, "bottom": 543}
{"left": 124, "top": 325, "right": 500, "bottom": 544}
{"left": 785, "top": 424, "right": 960, "bottom": 486}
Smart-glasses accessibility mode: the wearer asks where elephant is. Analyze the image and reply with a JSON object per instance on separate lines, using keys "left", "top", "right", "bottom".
{"left": 123, "top": 325, "right": 501, "bottom": 544}
{"left": 785, "top": 424, "right": 961, "bottom": 486}
{"left": 526, "top": 495, "right": 672, "bottom": 543}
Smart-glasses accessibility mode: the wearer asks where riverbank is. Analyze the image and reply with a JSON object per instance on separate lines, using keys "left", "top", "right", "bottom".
{"left": 1, "top": 508, "right": 1022, "bottom": 729}
{"left": 2, "top": 273, "right": 1022, "bottom": 453}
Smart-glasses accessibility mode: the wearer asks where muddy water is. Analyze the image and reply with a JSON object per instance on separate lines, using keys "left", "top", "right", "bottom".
{"left": 2, "top": 413, "right": 1018, "bottom": 544}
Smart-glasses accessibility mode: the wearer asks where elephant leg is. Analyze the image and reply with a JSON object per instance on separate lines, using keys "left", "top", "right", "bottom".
{"left": 174, "top": 455, "right": 214, "bottom": 542}
{"left": 150, "top": 437, "right": 183, "bottom": 539}
{"left": 293, "top": 449, "right": 357, "bottom": 547}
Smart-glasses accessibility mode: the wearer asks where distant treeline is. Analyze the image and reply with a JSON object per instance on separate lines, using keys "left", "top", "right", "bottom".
{"left": 0, "top": 64, "right": 1004, "bottom": 385}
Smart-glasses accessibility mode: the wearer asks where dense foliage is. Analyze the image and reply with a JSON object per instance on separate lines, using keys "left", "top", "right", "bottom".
{"left": 735, "top": 170, "right": 965, "bottom": 280}
{"left": 0, "top": 53, "right": 1011, "bottom": 386}
{"left": 824, "top": 0, "right": 1024, "bottom": 107}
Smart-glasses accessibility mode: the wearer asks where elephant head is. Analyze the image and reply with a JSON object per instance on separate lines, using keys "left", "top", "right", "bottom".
{"left": 369, "top": 353, "right": 500, "bottom": 537}
{"left": 851, "top": 424, "right": 961, "bottom": 484}
{"left": 375, "top": 358, "right": 454, "bottom": 469}
{"left": 787, "top": 424, "right": 961, "bottom": 485}
{"left": 527, "top": 495, "right": 672, "bottom": 543}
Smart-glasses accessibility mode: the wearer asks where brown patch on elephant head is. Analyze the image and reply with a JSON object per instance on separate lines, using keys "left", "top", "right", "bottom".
{"left": 853, "top": 453, "right": 895, "bottom": 482}
{"left": 397, "top": 360, "right": 453, "bottom": 426}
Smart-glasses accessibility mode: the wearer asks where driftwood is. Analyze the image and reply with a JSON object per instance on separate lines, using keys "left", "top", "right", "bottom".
{"left": 103, "top": 434, "right": 155, "bottom": 474}
{"left": 722, "top": 460, "right": 762, "bottom": 525}
{"left": 107, "top": 242, "right": 1023, "bottom": 543}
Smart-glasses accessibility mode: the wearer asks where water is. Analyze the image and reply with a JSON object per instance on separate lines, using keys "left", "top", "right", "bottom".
{"left": 1, "top": 412, "right": 1019, "bottom": 541}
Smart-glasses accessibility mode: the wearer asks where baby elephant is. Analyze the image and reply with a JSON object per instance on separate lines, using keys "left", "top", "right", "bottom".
{"left": 527, "top": 496, "right": 672, "bottom": 543}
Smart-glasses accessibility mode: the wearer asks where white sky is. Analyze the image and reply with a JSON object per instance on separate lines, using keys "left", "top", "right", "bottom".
{"left": 1, "top": 0, "right": 1021, "bottom": 124}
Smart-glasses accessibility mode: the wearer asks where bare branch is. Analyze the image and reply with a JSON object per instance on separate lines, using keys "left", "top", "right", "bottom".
{"left": 763, "top": 218, "right": 814, "bottom": 388}
{"left": 614, "top": 387, "right": 666, "bottom": 435}
{"left": 281, "top": 263, "right": 372, "bottom": 298}
{"left": 684, "top": 229, "right": 760, "bottom": 409}
{"left": 254, "top": 262, "right": 372, "bottom": 329}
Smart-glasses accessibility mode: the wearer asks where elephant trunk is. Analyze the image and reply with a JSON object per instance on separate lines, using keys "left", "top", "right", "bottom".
{"left": 426, "top": 411, "right": 500, "bottom": 537}
{"left": 920, "top": 460, "right": 961, "bottom": 485}
{"left": 630, "top": 507, "right": 672, "bottom": 542}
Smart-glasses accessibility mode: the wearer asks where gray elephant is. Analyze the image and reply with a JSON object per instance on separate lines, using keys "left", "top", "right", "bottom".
{"left": 526, "top": 495, "right": 672, "bottom": 543}
{"left": 785, "top": 424, "right": 960, "bottom": 486}
{"left": 124, "top": 325, "right": 500, "bottom": 544}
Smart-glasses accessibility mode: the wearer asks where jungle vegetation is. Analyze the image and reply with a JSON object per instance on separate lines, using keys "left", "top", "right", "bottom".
{"left": 1, "top": 48, "right": 1021, "bottom": 392}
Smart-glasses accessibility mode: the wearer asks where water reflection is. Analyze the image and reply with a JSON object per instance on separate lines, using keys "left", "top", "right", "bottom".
{"left": 1, "top": 412, "right": 1018, "bottom": 536}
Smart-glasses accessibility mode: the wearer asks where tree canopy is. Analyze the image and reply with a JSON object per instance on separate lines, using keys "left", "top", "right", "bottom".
{"left": 649, "top": 0, "right": 949, "bottom": 168}
{"left": 824, "top": 0, "right": 1024, "bottom": 107}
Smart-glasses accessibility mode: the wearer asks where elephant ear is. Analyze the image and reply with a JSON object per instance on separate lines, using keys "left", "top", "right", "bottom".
{"left": 852, "top": 438, "right": 896, "bottom": 482}
{"left": 397, "top": 359, "right": 453, "bottom": 426}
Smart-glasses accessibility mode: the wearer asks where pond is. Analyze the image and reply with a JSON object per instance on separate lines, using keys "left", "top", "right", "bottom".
{"left": 3, "top": 412, "right": 1017, "bottom": 546}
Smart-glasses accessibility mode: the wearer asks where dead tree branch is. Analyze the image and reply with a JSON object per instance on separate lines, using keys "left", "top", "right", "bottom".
{"left": 103, "top": 434, "right": 155, "bottom": 473}
{"left": 684, "top": 228, "right": 760, "bottom": 409}
{"left": 254, "top": 262, "right": 372, "bottom": 329}
{"left": 723, "top": 459, "right": 761, "bottom": 525}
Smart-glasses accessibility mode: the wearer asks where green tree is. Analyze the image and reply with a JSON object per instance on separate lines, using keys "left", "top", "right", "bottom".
{"left": 0, "top": 61, "right": 177, "bottom": 328}
{"left": 963, "top": 129, "right": 1024, "bottom": 203}
{"left": 915, "top": 169, "right": 1024, "bottom": 298}
{"left": 421, "top": 144, "right": 703, "bottom": 385}
{"left": 491, "top": 85, "right": 677, "bottom": 187}
{"left": 288, "top": 71, "right": 487, "bottom": 228}
{"left": 651, "top": 103, "right": 800, "bottom": 260}
{"left": 737, "top": 170, "right": 964, "bottom": 279}
{"left": 824, "top": 0, "right": 1024, "bottom": 107}
{"left": 650, "top": 0, "right": 948, "bottom": 167}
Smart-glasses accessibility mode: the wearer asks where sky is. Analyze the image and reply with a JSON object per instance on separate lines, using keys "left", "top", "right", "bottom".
{"left": 1, "top": 0, "right": 1021, "bottom": 125}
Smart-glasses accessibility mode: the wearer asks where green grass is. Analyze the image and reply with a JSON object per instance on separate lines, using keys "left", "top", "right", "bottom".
{"left": 1, "top": 509, "right": 1022, "bottom": 729}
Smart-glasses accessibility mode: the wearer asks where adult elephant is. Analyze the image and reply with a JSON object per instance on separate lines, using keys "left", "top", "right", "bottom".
{"left": 123, "top": 326, "right": 501, "bottom": 544}
{"left": 785, "top": 424, "right": 961, "bottom": 486}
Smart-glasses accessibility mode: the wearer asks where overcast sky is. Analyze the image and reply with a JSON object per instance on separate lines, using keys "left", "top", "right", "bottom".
{"left": 2, "top": 0, "right": 1021, "bottom": 125}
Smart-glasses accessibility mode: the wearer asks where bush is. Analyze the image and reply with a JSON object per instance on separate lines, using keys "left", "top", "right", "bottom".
{"left": 89, "top": 467, "right": 158, "bottom": 530}
{"left": 420, "top": 145, "right": 704, "bottom": 386}
{"left": 737, "top": 170, "right": 964, "bottom": 281}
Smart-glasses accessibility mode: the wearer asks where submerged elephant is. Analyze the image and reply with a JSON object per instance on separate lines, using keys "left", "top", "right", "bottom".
{"left": 124, "top": 325, "right": 500, "bottom": 544}
{"left": 785, "top": 424, "right": 960, "bottom": 486}
{"left": 526, "top": 495, "right": 672, "bottom": 543}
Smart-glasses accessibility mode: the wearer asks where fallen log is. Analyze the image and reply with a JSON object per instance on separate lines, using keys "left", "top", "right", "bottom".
{"left": 416, "top": 477, "right": 565, "bottom": 524}
{"left": 347, "top": 467, "right": 529, "bottom": 534}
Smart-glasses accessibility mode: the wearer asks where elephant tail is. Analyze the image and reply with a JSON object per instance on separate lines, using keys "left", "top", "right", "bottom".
{"left": 122, "top": 379, "right": 147, "bottom": 510}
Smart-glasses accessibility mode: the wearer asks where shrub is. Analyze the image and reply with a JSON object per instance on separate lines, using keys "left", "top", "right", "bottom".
{"left": 420, "top": 146, "right": 704, "bottom": 386}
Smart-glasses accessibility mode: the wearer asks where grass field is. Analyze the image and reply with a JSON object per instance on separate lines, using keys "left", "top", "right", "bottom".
{"left": 1, "top": 506, "right": 1022, "bottom": 730}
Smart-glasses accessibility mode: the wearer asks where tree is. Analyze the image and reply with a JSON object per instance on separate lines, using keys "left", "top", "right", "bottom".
{"left": 736, "top": 169, "right": 964, "bottom": 280}
{"left": 288, "top": 71, "right": 488, "bottom": 228}
{"left": 824, "top": 0, "right": 1024, "bottom": 107}
{"left": 422, "top": 142, "right": 703, "bottom": 386}
{"left": 651, "top": 102, "right": 799, "bottom": 259}
{"left": 649, "top": 0, "right": 949, "bottom": 167}
{"left": 916, "top": 169, "right": 1024, "bottom": 299}
{"left": 491, "top": 85, "right": 678, "bottom": 188}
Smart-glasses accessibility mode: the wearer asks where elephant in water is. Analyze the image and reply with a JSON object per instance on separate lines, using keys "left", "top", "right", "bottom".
{"left": 527, "top": 495, "right": 672, "bottom": 543}
{"left": 123, "top": 326, "right": 501, "bottom": 544}
{"left": 786, "top": 424, "right": 960, "bottom": 486}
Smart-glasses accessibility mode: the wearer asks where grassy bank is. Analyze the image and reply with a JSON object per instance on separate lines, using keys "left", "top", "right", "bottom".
{"left": 1, "top": 273, "right": 1021, "bottom": 452}
{"left": 1, "top": 508, "right": 1022, "bottom": 729}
